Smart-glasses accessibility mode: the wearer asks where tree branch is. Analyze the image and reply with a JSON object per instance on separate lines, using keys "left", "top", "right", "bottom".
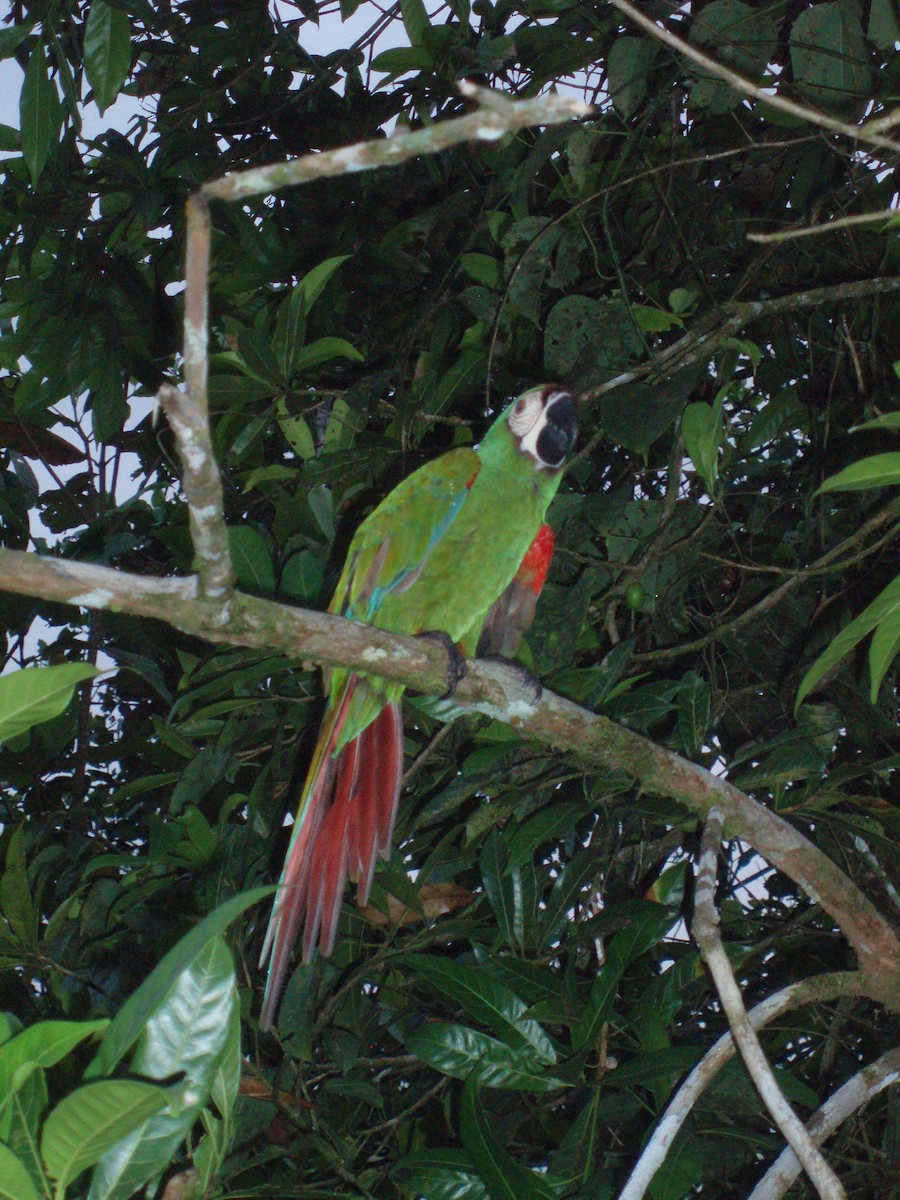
{"left": 157, "top": 383, "right": 233, "bottom": 615}
{"left": 1, "top": 547, "right": 897, "bottom": 1008}
{"left": 608, "top": 0, "right": 900, "bottom": 158}
{"left": 692, "top": 814, "right": 846, "bottom": 1199}
{"left": 747, "top": 1046, "right": 900, "bottom": 1200}
{"left": 618, "top": 971, "right": 865, "bottom": 1200}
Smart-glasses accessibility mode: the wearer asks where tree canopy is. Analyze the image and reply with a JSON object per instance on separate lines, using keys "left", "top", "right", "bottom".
{"left": 0, "top": 1, "right": 898, "bottom": 1198}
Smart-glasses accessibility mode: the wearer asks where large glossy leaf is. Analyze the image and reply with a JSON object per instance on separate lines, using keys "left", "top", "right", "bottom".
{"left": 0, "top": 663, "right": 99, "bottom": 746}
{"left": 86, "top": 888, "right": 271, "bottom": 1079}
{"left": 393, "top": 1148, "right": 488, "bottom": 1200}
{"left": 404, "top": 1023, "right": 566, "bottom": 1091}
{"left": 0, "top": 1142, "right": 40, "bottom": 1200}
{"left": 87, "top": 937, "right": 238, "bottom": 1200}
{"left": 41, "top": 1081, "right": 168, "bottom": 1194}
{"left": 408, "top": 955, "right": 556, "bottom": 1063}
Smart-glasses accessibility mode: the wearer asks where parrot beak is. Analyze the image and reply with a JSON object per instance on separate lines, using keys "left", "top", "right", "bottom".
{"left": 535, "top": 389, "right": 578, "bottom": 469}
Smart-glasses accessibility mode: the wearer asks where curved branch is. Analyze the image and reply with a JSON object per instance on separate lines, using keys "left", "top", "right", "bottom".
{"left": 0, "top": 547, "right": 897, "bottom": 1008}
{"left": 692, "top": 814, "right": 845, "bottom": 1199}
{"left": 747, "top": 1046, "right": 900, "bottom": 1200}
{"left": 618, "top": 971, "right": 865, "bottom": 1200}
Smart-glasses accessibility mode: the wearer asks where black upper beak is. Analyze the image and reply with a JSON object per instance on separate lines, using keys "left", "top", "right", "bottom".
{"left": 537, "top": 391, "right": 578, "bottom": 468}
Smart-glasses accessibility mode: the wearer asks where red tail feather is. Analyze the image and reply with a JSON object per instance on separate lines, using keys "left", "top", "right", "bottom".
{"left": 259, "top": 683, "right": 403, "bottom": 1030}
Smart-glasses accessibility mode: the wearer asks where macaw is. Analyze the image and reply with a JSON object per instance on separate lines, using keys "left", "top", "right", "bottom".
{"left": 259, "top": 385, "right": 578, "bottom": 1029}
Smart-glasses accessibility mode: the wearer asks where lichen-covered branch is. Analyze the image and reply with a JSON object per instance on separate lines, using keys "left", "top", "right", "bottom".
{"left": 618, "top": 971, "right": 866, "bottom": 1200}
{"left": 157, "top": 384, "right": 233, "bottom": 616}
{"left": 0, "top": 546, "right": 897, "bottom": 1009}
{"left": 747, "top": 1046, "right": 900, "bottom": 1200}
{"left": 692, "top": 814, "right": 846, "bottom": 1200}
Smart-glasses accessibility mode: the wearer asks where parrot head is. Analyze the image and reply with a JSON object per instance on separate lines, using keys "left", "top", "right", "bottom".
{"left": 506, "top": 385, "right": 578, "bottom": 469}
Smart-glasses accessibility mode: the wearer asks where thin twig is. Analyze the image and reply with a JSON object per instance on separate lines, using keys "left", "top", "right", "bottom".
{"left": 692, "top": 814, "right": 846, "bottom": 1200}
{"left": 618, "top": 971, "right": 865, "bottom": 1200}
{"left": 748, "top": 207, "right": 900, "bottom": 244}
{"left": 747, "top": 1046, "right": 900, "bottom": 1200}
{"left": 632, "top": 497, "right": 900, "bottom": 663}
{"left": 608, "top": 0, "right": 900, "bottom": 158}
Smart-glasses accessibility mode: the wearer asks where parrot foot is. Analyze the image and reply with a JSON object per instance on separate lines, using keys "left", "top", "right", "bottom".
{"left": 480, "top": 656, "right": 543, "bottom": 704}
{"left": 417, "top": 630, "right": 467, "bottom": 699}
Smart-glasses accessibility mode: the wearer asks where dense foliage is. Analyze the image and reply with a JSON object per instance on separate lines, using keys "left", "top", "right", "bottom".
{"left": 0, "top": 0, "right": 898, "bottom": 1197}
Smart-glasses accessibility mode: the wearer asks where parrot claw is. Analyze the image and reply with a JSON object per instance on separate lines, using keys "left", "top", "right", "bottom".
{"left": 417, "top": 630, "right": 467, "bottom": 699}
{"left": 480, "top": 656, "right": 543, "bottom": 703}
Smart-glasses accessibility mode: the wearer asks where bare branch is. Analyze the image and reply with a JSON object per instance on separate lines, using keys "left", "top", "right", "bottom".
{"left": 200, "top": 84, "right": 591, "bottom": 205}
{"left": 748, "top": 208, "right": 900, "bottom": 244}
{"left": 692, "top": 814, "right": 846, "bottom": 1200}
{"left": 1, "top": 546, "right": 897, "bottom": 1009}
{"left": 747, "top": 1046, "right": 900, "bottom": 1200}
{"left": 157, "top": 384, "right": 233, "bottom": 616}
{"left": 618, "top": 971, "right": 865, "bottom": 1200}
{"left": 608, "top": 0, "right": 900, "bottom": 158}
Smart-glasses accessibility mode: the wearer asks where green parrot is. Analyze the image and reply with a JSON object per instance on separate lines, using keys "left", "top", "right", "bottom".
{"left": 259, "top": 385, "right": 578, "bottom": 1029}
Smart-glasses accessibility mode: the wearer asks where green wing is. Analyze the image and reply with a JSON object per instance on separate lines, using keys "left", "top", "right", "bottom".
{"left": 329, "top": 447, "right": 480, "bottom": 626}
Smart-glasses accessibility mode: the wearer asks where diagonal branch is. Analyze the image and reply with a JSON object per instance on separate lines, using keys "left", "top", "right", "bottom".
{"left": 608, "top": 0, "right": 900, "bottom": 158}
{"left": 747, "top": 1045, "right": 900, "bottom": 1200}
{"left": 692, "top": 813, "right": 846, "bottom": 1199}
{"left": 618, "top": 971, "right": 866, "bottom": 1200}
{"left": 0, "top": 546, "right": 897, "bottom": 1009}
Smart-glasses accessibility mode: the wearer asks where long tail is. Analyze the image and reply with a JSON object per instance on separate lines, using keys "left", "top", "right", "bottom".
{"left": 259, "top": 677, "right": 403, "bottom": 1030}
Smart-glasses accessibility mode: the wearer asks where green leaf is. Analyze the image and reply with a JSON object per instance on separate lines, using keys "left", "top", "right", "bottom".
{"left": 88, "top": 938, "right": 239, "bottom": 1200}
{"left": 541, "top": 851, "right": 596, "bottom": 945}
{"left": 86, "top": 887, "right": 271, "bottom": 1079}
{"left": 227, "top": 527, "right": 276, "bottom": 592}
{"left": 370, "top": 46, "right": 433, "bottom": 74}
{"left": 681, "top": 390, "right": 725, "bottom": 493}
{"left": 41, "top": 1081, "right": 167, "bottom": 1194}
{"left": 689, "top": 0, "right": 777, "bottom": 113}
{"left": 20, "top": 43, "right": 61, "bottom": 184}
{"left": 867, "top": 598, "right": 900, "bottom": 701}
{"left": 791, "top": 0, "right": 871, "bottom": 106}
{"left": 460, "top": 1075, "right": 557, "bottom": 1200}
{"left": 400, "top": 0, "right": 431, "bottom": 46}
{"left": 0, "top": 1142, "right": 40, "bottom": 1200}
{"left": 461, "top": 254, "right": 503, "bottom": 290}
{"left": 0, "top": 1020, "right": 108, "bottom": 1124}
{"left": 506, "top": 804, "right": 583, "bottom": 871}
{"left": 394, "top": 1149, "right": 488, "bottom": 1200}
{"left": 796, "top": 575, "right": 900, "bottom": 709}
{"left": 276, "top": 395, "right": 316, "bottom": 459}
{"left": 607, "top": 37, "right": 656, "bottom": 120}
{"left": 849, "top": 412, "right": 900, "bottom": 433}
{"left": 574, "top": 908, "right": 673, "bottom": 1049}
{"left": 0, "top": 25, "right": 34, "bottom": 59}
{"left": 815, "top": 452, "right": 900, "bottom": 493}
{"left": 404, "top": 1023, "right": 565, "bottom": 1091}
{"left": 293, "top": 336, "right": 364, "bottom": 372}
{"left": 83, "top": 0, "right": 132, "bottom": 114}
{"left": 408, "top": 955, "right": 556, "bottom": 1063}
{"left": 299, "top": 254, "right": 352, "bottom": 309}
{"left": 0, "top": 664, "right": 100, "bottom": 745}
{"left": 868, "top": 0, "right": 900, "bottom": 48}
{"left": 677, "top": 671, "right": 710, "bottom": 756}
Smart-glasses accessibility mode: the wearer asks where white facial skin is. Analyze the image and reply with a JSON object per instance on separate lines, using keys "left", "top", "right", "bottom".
{"left": 508, "top": 388, "right": 572, "bottom": 468}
